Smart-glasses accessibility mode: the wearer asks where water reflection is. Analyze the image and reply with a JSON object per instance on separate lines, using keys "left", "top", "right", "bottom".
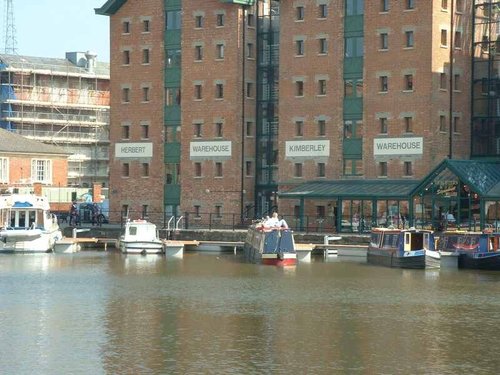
{"left": 1, "top": 252, "right": 500, "bottom": 373}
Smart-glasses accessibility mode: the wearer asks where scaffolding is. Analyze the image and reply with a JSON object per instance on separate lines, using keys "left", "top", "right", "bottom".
{"left": 0, "top": 53, "right": 110, "bottom": 187}
{"left": 472, "top": 0, "right": 500, "bottom": 157}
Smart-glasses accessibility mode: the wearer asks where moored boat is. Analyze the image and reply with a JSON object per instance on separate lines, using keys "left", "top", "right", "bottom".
{"left": 118, "top": 220, "right": 163, "bottom": 255}
{"left": 243, "top": 223, "right": 297, "bottom": 266}
{"left": 436, "top": 230, "right": 500, "bottom": 270}
{"left": 367, "top": 227, "right": 435, "bottom": 269}
{"left": 425, "top": 247, "right": 441, "bottom": 269}
{"left": 0, "top": 193, "right": 62, "bottom": 253}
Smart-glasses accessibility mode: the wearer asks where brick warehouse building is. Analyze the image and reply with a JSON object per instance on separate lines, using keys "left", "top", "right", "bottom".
{"left": 97, "top": 0, "right": 500, "bottom": 231}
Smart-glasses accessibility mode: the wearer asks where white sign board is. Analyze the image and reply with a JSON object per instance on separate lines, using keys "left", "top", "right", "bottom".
{"left": 115, "top": 142, "right": 153, "bottom": 158}
{"left": 190, "top": 141, "right": 232, "bottom": 159}
{"left": 285, "top": 140, "right": 330, "bottom": 158}
{"left": 373, "top": 137, "right": 423, "bottom": 156}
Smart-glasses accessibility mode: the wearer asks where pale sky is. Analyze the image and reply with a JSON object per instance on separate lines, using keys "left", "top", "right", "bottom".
{"left": 4, "top": 0, "right": 110, "bottom": 62}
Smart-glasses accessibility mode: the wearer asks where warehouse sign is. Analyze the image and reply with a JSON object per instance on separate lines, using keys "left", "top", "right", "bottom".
{"left": 190, "top": 141, "right": 232, "bottom": 159}
{"left": 285, "top": 140, "right": 330, "bottom": 158}
{"left": 115, "top": 142, "right": 153, "bottom": 158}
{"left": 374, "top": 137, "right": 423, "bottom": 156}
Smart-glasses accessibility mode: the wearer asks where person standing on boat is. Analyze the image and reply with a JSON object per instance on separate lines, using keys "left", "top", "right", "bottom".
{"left": 265, "top": 212, "right": 280, "bottom": 228}
{"left": 278, "top": 216, "right": 289, "bottom": 230}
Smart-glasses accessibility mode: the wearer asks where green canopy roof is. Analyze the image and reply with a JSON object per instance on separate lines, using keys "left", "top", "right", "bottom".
{"left": 95, "top": 0, "right": 127, "bottom": 15}
{"left": 279, "top": 180, "right": 419, "bottom": 200}
{"left": 411, "top": 159, "right": 500, "bottom": 198}
{"left": 280, "top": 160, "right": 500, "bottom": 201}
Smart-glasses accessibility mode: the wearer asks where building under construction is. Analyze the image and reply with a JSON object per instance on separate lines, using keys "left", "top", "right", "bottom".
{"left": 0, "top": 52, "right": 110, "bottom": 188}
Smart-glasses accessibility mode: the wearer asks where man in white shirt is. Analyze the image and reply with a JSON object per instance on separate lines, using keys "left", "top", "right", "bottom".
{"left": 265, "top": 212, "right": 280, "bottom": 227}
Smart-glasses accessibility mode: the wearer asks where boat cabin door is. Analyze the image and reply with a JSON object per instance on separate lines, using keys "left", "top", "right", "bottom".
{"left": 404, "top": 232, "right": 412, "bottom": 251}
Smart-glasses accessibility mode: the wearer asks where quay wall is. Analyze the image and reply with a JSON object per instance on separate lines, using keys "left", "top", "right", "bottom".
{"left": 164, "top": 229, "right": 369, "bottom": 245}
{"left": 62, "top": 226, "right": 369, "bottom": 246}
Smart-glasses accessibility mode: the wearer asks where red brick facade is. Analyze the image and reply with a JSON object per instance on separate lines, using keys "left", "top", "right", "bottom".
{"left": 107, "top": 0, "right": 165, "bottom": 220}
{"left": 106, "top": 0, "right": 474, "bottom": 220}
{"left": 180, "top": 1, "right": 257, "bottom": 217}
{"left": 0, "top": 154, "right": 68, "bottom": 187}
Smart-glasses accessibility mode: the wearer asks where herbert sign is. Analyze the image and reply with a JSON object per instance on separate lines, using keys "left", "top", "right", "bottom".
{"left": 190, "top": 141, "right": 232, "bottom": 159}
{"left": 285, "top": 140, "right": 330, "bottom": 158}
{"left": 373, "top": 137, "right": 423, "bottom": 156}
{"left": 115, "top": 142, "right": 153, "bottom": 158}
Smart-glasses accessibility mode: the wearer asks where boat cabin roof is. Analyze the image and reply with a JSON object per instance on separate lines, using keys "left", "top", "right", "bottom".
{"left": 371, "top": 227, "right": 433, "bottom": 234}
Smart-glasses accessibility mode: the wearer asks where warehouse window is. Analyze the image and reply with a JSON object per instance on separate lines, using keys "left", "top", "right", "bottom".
{"left": 215, "top": 162, "right": 223, "bottom": 177}
{"left": 195, "top": 15, "right": 203, "bottom": 28}
{"left": 142, "top": 48, "right": 150, "bottom": 64}
{"left": 142, "top": 163, "right": 150, "bottom": 177}
{"left": 379, "top": 162, "right": 387, "bottom": 177}
{"left": 122, "top": 163, "right": 129, "bottom": 177}
{"left": 166, "top": 11, "right": 181, "bottom": 30}
{"left": 194, "top": 163, "right": 202, "bottom": 177}
{"left": 122, "top": 50, "right": 130, "bottom": 65}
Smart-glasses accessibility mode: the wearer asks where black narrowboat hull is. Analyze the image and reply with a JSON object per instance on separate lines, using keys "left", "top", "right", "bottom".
{"left": 458, "top": 253, "right": 500, "bottom": 271}
{"left": 367, "top": 248, "right": 425, "bottom": 269}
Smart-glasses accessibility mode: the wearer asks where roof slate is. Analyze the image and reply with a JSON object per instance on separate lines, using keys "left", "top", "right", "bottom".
{"left": 446, "top": 160, "right": 500, "bottom": 197}
{"left": 0, "top": 54, "right": 109, "bottom": 76}
{"left": 0, "top": 128, "right": 69, "bottom": 156}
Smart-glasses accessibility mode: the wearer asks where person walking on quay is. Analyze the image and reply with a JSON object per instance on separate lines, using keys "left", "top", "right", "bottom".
{"left": 91, "top": 203, "right": 103, "bottom": 227}
{"left": 69, "top": 201, "right": 78, "bottom": 227}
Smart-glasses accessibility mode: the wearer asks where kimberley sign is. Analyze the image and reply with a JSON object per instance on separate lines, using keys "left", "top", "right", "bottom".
{"left": 285, "top": 140, "right": 330, "bottom": 158}
{"left": 373, "top": 137, "right": 423, "bottom": 156}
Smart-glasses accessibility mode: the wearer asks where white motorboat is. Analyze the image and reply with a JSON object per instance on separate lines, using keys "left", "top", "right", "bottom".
{"left": 118, "top": 220, "right": 163, "bottom": 254}
{"left": 0, "top": 193, "right": 62, "bottom": 253}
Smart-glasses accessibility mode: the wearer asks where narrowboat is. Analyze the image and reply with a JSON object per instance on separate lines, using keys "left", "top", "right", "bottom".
{"left": 367, "top": 228, "right": 435, "bottom": 269}
{"left": 436, "top": 230, "right": 500, "bottom": 270}
{"left": 0, "top": 193, "right": 62, "bottom": 253}
{"left": 243, "top": 223, "right": 297, "bottom": 266}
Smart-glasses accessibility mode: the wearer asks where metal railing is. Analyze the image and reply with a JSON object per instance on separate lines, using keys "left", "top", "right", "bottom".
{"left": 51, "top": 207, "right": 500, "bottom": 234}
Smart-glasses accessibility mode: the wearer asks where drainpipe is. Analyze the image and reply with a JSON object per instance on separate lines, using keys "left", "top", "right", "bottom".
{"left": 240, "top": 5, "right": 248, "bottom": 222}
{"left": 448, "top": 0, "right": 454, "bottom": 159}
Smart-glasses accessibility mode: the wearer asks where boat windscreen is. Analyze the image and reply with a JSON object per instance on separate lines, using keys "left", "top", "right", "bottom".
{"left": 382, "top": 233, "right": 399, "bottom": 248}
{"left": 370, "top": 233, "right": 381, "bottom": 247}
